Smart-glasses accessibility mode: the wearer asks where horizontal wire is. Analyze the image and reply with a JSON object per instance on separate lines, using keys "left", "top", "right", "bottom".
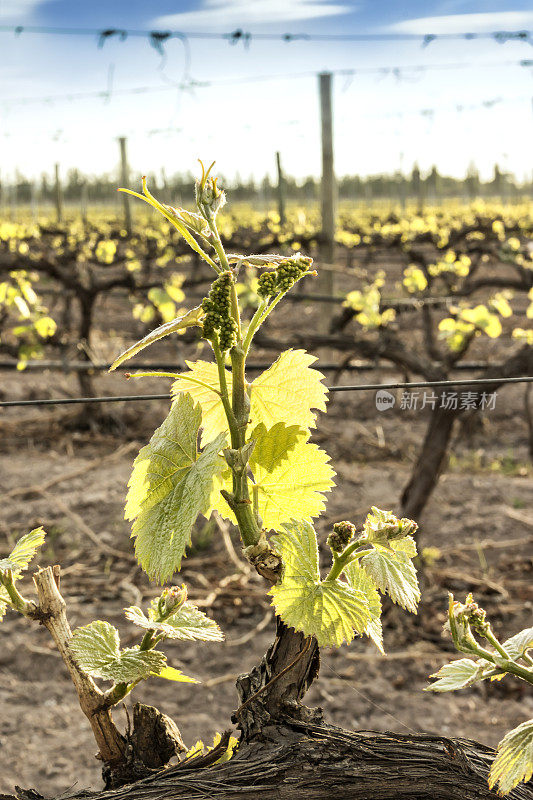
{"left": 2, "top": 64, "right": 530, "bottom": 110}
{"left": 0, "top": 24, "right": 531, "bottom": 43}
{"left": 1, "top": 376, "right": 531, "bottom": 408}
{"left": 0, "top": 359, "right": 497, "bottom": 373}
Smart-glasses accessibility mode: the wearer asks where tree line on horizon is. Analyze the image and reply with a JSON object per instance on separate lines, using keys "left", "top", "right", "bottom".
{"left": 2, "top": 163, "right": 532, "bottom": 207}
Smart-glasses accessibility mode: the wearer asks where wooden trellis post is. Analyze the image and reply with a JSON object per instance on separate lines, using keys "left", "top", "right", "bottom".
{"left": 119, "top": 137, "right": 132, "bottom": 235}
{"left": 318, "top": 72, "right": 336, "bottom": 321}
{"left": 54, "top": 163, "right": 63, "bottom": 223}
{"left": 81, "top": 181, "right": 88, "bottom": 225}
{"left": 319, "top": 72, "right": 335, "bottom": 266}
{"left": 275, "top": 151, "right": 286, "bottom": 225}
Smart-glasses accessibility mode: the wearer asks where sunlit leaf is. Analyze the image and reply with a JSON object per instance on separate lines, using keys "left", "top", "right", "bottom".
{"left": 269, "top": 520, "right": 371, "bottom": 647}
{"left": 249, "top": 422, "right": 304, "bottom": 474}
{"left": 154, "top": 666, "right": 198, "bottom": 683}
{"left": 489, "top": 719, "right": 533, "bottom": 795}
{"left": 0, "top": 527, "right": 46, "bottom": 575}
{"left": 172, "top": 350, "right": 327, "bottom": 448}
{"left": 249, "top": 349, "right": 328, "bottom": 431}
{"left": 361, "top": 541, "right": 420, "bottom": 613}
{"left": 126, "top": 394, "right": 226, "bottom": 582}
{"left": 172, "top": 361, "right": 230, "bottom": 447}
{"left": 344, "top": 561, "right": 383, "bottom": 654}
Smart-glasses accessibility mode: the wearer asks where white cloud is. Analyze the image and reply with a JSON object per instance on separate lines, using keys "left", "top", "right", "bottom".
{"left": 153, "top": 0, "right": 351, "bottom": 30}
{"left": 0, "top": 0, "right": 47, "bottom": 21}
{"left": 387, "top": 11, "right": 533, "bottom": 34}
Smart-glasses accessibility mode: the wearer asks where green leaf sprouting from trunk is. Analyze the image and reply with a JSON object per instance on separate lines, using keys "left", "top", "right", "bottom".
{"left": 269, "top": 519, "right": 371, "bottom": 648}
{"left": 0, "top": 527, "right": 46, "bottom": 575}
{"left": 126, "top": 393, "right": 226, "bottom": 582}
{"left": 360, "top": 539, "right": 420, "bottom": 613}
{"left": 69, "top": 620, "right": 166, "bottom": 683}
{"left": 124, "top": 600, "right": 224, "bottom": 642}
{"left": 0, "top": 527, "right": 46, "bottom": 620}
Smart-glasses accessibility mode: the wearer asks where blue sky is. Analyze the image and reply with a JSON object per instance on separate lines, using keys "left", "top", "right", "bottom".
{"left": 1, "top": 0, "right": 532, "bottom": 184}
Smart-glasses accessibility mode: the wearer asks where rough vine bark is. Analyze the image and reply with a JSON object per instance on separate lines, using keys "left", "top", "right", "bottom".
{"left": 400, "top": 401, "right": 458, "bottom": 520}
{"left": 8, "top": 623, "right": 533, "bottom": 800}
{"left": 5, "top": 592, "right": 533, "bottom": 800}
{"left": 234, "top": 617, "right": 321, "bottom": 740}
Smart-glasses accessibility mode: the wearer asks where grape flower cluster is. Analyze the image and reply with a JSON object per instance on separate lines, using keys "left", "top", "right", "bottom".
{"left": 201, "top": 271, "right": 238, "bottom": 351}
{"left": 327, "top": 520, "right": 357, "bottom": 553}
{"left": 257, "top": 255, "right": 313, "bottom": 300}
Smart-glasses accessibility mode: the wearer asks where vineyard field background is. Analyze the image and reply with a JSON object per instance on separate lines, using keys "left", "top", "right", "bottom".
{"left": 1, "top": 199, "right": 532, "bottom": 793}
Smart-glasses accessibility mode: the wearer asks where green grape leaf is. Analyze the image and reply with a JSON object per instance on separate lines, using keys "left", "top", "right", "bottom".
{"left": 206, "top": 467, "right": 234, "bottom": 521}
{"left": 388, "top": 536, "right": 417, "bottom": 558}
{"left": 227, "top": 253, "right": 288, "bottom": 266}
{"left": 0, "top": 527, "right": 46, "bottom": 575}
{"left": 361, "top": 542, "right": 420, "bottom": 613}
{"left": 172, "top": 361, "right": 230, "bottom": 447}
{"left": 69, "top": 620, "right": 166, "bottom": 683}
{"left": 156, "top": 666, "right": 198, "bottom": 683}
{"left": 208, "top": 438, "right": 334, "bottom": 530}
{"left": 249, "top": 422, "right": 304, "bottom": 474}
{"left": 502, "top": 627, "right": 533, "bottom": 661}
{"left": 165, "top": 206, "right": 211, "bottom": 239}
{"left": 124, "top": 600, "right": 224, "bottom": 642}
{"left": 426, "top": 658, "right": 486, "bottom": 692}
{"left": 70, "top": 620, "right": 120, "bottom": 671}
{"left": 344, "top": 561, "right": 383, "bottom": 654}
{"left": 252, "top": 439, "right": 335, "bottom": 530}
{"left": 172, "top": 350, "right": 327, "bottom": 448}
{"left": 107, "top": 648, "right": 167, "bottom": 683}
{"left": 489, "top": 718, "right": 533, "bottom": 795}
{"left": 109, "top": 306, "right": 205, "bottom": 371}
{"left": 269, "top": 520, "right": 371, "bottom": 648}
{"left": 249, "top": 349, "right": 327, "bottom": 431}
{"left": 126, "top": 394, "right": 226, "bottom": 582}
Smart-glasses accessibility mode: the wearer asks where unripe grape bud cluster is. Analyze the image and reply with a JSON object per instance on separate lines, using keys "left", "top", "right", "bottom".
{"left": 156, "top": 585, "right": 187, "bottom": 620}
{"left": 456, "top": 593, "right": 489, "bottom": 635}
{"left": 202, "top": 271, "right": 238, "bottom": 351}
{"left": 327, "top": 520, "right": 357, "bottom": 552}
{"left": 363, "top": 506, "right": 418, "bottom": 543}
{"left": 257, "top": 256, "right": 313, "bottom": 299}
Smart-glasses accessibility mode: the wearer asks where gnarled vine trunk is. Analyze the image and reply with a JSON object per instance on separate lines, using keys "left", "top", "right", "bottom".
{"left": 401, "top": 403, "right": 457, "bottom": 520}
{"left": 7, "top": 620, "right": 533, "bottom": 800}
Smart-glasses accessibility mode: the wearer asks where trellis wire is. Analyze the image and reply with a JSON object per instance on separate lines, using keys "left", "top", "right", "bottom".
{"left": 1, "top": 376, "right": 531, "bottom": 408}
{"left": 0, "top": 359, "right": 500, "bottom": 373}
{"left": 1, "top": 24, "right": 530, "bottom": 44}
